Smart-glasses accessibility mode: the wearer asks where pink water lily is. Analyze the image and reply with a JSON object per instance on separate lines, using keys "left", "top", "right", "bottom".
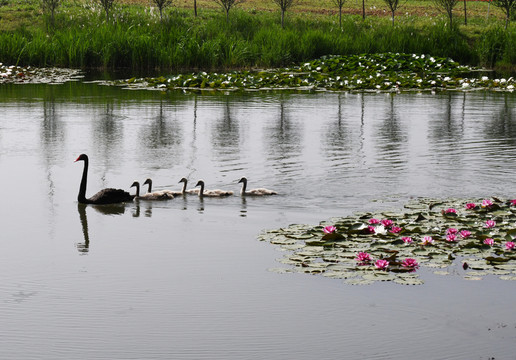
{"left": 505, "top": 241, "right": 515, "bottom": 251}
{"left": 446, "top": 228, "right": 458, "bottom": 235}
{"left": 421, "top": 236, "right": 434, "bottom": 245}
{"left": 511, "top": 199, "right": 516, "bottom": 206}
{"left": 401, "top": 236, "right": 413, "bottom": 244}
{"left": 375, "top": 259, "right": 389, "bottom": 270}
{"left": 484, "top": 238, "right": 494, "bottom": 245}
{"left": 381, "top": 219, "right": 393, "bottom": 227}
{"left": 390, "top": 226, "right": 402, "bottom": 234}
{"left": 465, "top": 203, "right": 476, "bottom": 210}
{"left": 446, "top": 234, "right": 457, "bottom": 242}
{"left": 369, "top": 218, "right": 380, "bottom": 224}
{"left": 367, "top": 225, "right": 376, "bottom": 234}
{"left": 460, "top": 230, "right": 471, "bottom": 239}
{"left": 444, "top": 208, "right": 457, "bottom": 214}
{"left": 482, "top": 199, "right": 493, "bottom": 208}
{"left": 323, "top": 225, "right": 337, "bottom": 234}
{"left": 356, "top": 252, "right": 372, "bottom": 263}
{"left": 485, "top": 220, "right": 496, "bottom": 228}
{"left": 402, "top": 258, "right": 419, "bottom": 269}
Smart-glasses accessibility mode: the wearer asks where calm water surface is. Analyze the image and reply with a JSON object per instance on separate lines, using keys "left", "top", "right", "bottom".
{"left": 1, "top": 83, "right": 516, "bottom": 359}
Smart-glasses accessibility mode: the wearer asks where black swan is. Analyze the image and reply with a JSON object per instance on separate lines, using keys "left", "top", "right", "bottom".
{"left": 75, "top": 154, "right": 134, "bottom": 205}
{"left": 195, "top": 180, "right": 233, "bottom": 197}
{"left": 238, "top": 177, "right": 277, "bottom": 196}
{"left": 131, "top": 180, "right": 174, "bottom": 200}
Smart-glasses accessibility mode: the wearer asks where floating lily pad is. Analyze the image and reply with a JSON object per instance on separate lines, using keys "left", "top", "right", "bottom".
{"left": 434, "top": 270, "right": 450, "bottom": 276}
{"left": 499, "top": 275, "right": 516, "bottom": 281}
{"left": 113, "top": 53, "right": 516, "bottom": 93}
{"left": 345, "top": 278, "right": 375, "bottom": 286}
{"left": 260, "top": 197, "right": 516, "bottom": 285}
{"left": 464, "top": 276, "right": 484, "bottom": 281}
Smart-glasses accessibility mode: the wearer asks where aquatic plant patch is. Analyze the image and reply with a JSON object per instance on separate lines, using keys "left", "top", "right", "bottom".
{"left": 119, "top": 53, "right": 516, "bottom": 92}
{"left": 258, "top": 197, "right": 516, "bottom": 285}
{"left": 0, "top": 64, "right": 82, "bottom": 84}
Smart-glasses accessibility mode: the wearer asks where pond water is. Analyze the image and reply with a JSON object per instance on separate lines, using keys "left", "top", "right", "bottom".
{"left": 1, "top": 82, "right": 516, "bottom": 359}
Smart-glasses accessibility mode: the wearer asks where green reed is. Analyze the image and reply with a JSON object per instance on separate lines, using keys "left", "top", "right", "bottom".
{"left": 0, "top": 2, "right": 514, "bottom": 71}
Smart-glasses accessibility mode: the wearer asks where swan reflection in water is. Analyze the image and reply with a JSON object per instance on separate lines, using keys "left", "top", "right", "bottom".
{"left": 76, "top": 202, "right": 127, "bottom": 254}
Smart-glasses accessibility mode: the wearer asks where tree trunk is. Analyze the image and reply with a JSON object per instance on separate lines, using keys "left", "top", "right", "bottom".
{"left": 194, "top": 0, "right": 197, "bottom": 17}
{"left": 362, "top": 0, "right": 365, "bottom": 19}
{"left": 391, "top": 9, "right": 395, "bottom": 25}
{"left": 339, "top": 7, "right": 342, "bottom": 28}
{"left": 464, "top": 0, "right": 467, "bottom": 25}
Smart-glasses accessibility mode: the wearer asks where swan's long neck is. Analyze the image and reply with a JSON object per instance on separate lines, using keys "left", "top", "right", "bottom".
{"left": 146, "top": 180, "right": 152, "bottom": 193}
{"left": 198, "top": 182, "right": 204, "bottom": 196}
{"left": 240, "top": 179, "right": 247, "bottom": 195}
{"left": 132, "top": 183, "right": 140, "bottom": 197}
{"left": 78, "top": 157, "right": 89, "bottom": 203}
{"left": 181, "top": 180, "right": 187, "bottom": 194}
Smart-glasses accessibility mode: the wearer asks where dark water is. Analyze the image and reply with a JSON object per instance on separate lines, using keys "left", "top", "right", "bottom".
{"left": 1, "top": 82, "right": 516, "bottom": 359}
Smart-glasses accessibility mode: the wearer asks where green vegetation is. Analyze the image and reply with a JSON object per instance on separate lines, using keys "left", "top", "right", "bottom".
{"left": 259, "top": 197, "right": 516, "bottom": 285}
{"left": 0, "top": 0, "right": 515, "bottom": 72}
{"left": 118, "top": 53, "right": 515, "bottom": 92}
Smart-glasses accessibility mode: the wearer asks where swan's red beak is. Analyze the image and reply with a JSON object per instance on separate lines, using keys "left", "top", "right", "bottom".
{"left": 74, "top": 156, "right": 81, "bottom": 162}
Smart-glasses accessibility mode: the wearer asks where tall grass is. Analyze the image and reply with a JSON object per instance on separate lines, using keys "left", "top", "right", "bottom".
{"left": 0, "top": 3, "right": 514, "bottom": 71}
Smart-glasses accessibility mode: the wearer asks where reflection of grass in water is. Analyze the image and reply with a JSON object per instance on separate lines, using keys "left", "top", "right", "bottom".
{"left": 259, "top": 197, "right": 516, "bottom": 285}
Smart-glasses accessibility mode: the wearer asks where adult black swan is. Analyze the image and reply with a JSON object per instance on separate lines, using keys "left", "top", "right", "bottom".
{"left": 75, "top": 154, "right": 134, "bottom": 204}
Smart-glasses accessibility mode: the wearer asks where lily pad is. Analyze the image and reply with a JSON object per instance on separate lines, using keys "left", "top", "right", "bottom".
{"left": 260, "top": 197, "right": 516, "bottom": 285}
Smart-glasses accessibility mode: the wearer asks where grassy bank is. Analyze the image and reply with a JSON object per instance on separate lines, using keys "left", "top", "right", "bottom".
{"left": 0, "top": 0, "right": 514, "bottom": 72}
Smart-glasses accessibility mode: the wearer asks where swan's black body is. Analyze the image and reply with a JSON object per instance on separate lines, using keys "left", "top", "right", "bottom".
{"left": 75, "top": 154, "right": 134, "bottom": 205}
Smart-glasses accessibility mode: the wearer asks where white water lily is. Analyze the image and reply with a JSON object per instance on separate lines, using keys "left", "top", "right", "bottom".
{"left": 482, "top": 76, "right": 489, "bottom": 81}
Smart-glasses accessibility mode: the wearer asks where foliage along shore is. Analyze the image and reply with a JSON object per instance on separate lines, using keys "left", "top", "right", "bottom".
{"left": 2, "top": 53, "right": 515, "bottom": 92}
{"left": 0, "top": 63, "right": 82, "bottom": 84}
{"left": 0, "top": 0, "right": 515, "bottom": 72}
{"left": 114, "top": 53, "right": 515, "bottom": 92}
